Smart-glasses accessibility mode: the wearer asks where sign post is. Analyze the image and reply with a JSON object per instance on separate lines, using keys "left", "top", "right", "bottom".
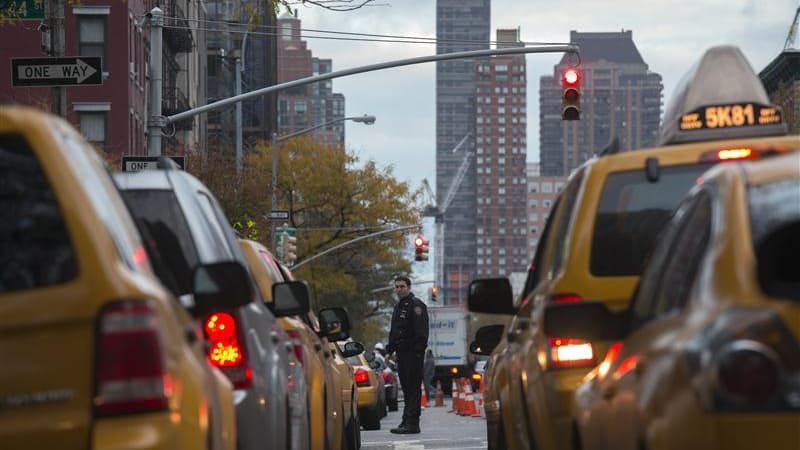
{"left": 121, "top": 156, "right": 185, "bottom": 172}
{"left": 11, "top": 57, "right": 102, "bottom": 87}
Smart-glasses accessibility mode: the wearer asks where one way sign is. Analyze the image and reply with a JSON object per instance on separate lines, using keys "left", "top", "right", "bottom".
{"left": 12, "top": 57, "right": 102, "bottom": 87}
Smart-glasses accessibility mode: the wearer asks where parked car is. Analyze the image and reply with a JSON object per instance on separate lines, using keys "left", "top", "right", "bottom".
{"left": 0, "top": 106, "right": 240, "bottom": 450}
{"left": 114, "top": 166, "right": 303, "bottom": 450}
{"left": 550, "top": 151, "right": 800, "bottom": 450}
{"left": 238, "top": 238, "right": 343, "bottom": 450}
{"left": 369, "top": 350, "right": 399, "bottom": 412}
{"left": 468, "top": 46, "right": 797, "bottom": 450}
{"left": 346, "top": 349, "right": 386, "bottom": 430}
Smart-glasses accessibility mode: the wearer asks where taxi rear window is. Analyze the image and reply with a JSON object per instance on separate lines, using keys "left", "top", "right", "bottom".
{"left": 121, "top": 189, "right": 199, "bottom": 296}
{"left": 0, "top": 133, "right": 77, "bottom": 292}
{"left": 591, "top": 163, "right": 711, "bottom": 276}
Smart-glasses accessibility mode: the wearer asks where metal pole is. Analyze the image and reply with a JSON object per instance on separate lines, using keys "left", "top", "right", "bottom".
{"left": 292, "top": 224, "right": 420, "bottom": 270}
{"left": 147, "top": 7, "right": 164, "bottom": 156}
{"left": 49, "top": 0, "right": 65, "bottom": 117}
{"left": 166, "top": 45, "right": 579, "bottom": 125}
{"left": 235, "top": 56, "right": 243, "bottom": 172}
{"left": 271, "top": 131, "right": 278, "bottom": 251}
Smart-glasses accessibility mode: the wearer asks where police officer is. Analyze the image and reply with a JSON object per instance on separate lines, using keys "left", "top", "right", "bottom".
{"left": 386, "top": 276, "right": 429, "bottom": 434}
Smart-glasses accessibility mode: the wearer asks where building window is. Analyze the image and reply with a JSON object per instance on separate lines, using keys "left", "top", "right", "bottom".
{"left": 78, "top": 15, "right": 106, "bottom": 70}
{"left": 542, "top": 182, "right": 553, "bottom": 193}
{"left": 79, "top": 112, "right": 107, "bottom": 151}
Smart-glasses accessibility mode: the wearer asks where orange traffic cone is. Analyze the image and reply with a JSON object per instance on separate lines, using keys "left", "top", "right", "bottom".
{"left": 461, "top": 379, "right": 479, "bottom": 417}
{"left": 434, "top": 381, "right": 444, "bottom": 407}
{"left": 420, "top": 382, "right": 428, "bottom": 409}
{"left": 448, "top": 379, "right": 459, "bottom": 413}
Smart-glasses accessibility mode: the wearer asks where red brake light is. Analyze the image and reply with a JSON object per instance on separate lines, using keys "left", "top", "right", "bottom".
{"left": 551, "top": 293, "right": 582, "bottom": 304}
{"left": 286, "top": 330, "right": 304, "bottom": 364}
{"left": 548, "top": 337, "right": 595, "bottom": 369}
{"left": 354, "top": 368, "right": 370, "bottom": 386}
{"left": 204, "top": 312, "right": 252, "bottom": 389}
{"left": 700, "top": 147, "right": 759, "bottom": 162}
{"left": 94, "top": 300, "right": 170, "bottom": 416}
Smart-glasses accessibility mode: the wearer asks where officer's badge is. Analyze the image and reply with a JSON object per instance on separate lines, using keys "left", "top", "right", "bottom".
{"left": 414, "top": 306, "right": 423, "bottom": 315}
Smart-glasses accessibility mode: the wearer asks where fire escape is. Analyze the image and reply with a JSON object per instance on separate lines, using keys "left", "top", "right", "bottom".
{"left": 161, "top": 0, "right": 194, "bottom": 130}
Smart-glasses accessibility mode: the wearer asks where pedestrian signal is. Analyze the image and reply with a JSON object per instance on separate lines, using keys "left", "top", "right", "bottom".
{"left": 561, "top": 68, "right": 580, "bottom": 121}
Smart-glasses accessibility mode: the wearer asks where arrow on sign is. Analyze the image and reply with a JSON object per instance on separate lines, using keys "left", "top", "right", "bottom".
{"left": 17, "top": 58, "right": 98, "bottom": 83}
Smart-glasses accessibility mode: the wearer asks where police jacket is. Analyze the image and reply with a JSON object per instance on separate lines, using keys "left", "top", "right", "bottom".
{"left": 387, "top": 293, "right": 429, "bottom": 354}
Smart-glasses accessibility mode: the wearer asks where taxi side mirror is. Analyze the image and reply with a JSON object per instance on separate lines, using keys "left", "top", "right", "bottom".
{"left": 470, "top": 324, "right": 505, "bottom": 355}
{"left": 191, "top": 261, "right": 253, "bottom": 315}
{"left": 341, "top": 341, "right": 364, "bottom": 358}
{"left": 318, "top": 306, "right": 351, "bottom": 341}
{"left": 468, "top": 278, "right": 518, "bottom": 315}
{"left": 271, "top": 281, "right": 311, "bottom": 317}
{"left": 543, "top": 301, "right": 629, "bottom": 341}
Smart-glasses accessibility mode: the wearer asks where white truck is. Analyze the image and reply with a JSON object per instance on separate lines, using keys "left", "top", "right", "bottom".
{"left": 428, "top": 306, "right": 469, "bottom": 394}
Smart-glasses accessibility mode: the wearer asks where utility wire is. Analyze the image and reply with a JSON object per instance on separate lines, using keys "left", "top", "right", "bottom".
{"left": 162, "top": 15, "right": 570, "bottom": 47}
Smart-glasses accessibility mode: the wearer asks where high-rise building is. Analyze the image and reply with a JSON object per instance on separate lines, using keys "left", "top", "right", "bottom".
{"left": 277, "top": 11, "right": 345, "bottom": 144}
{"left": 539, "top": 30, "right": 663, "bottom": 176}
{"left": 475, "top": 28, "right": 528, "bottom": 277}
{"left": 760, "top": 50, "right": 800, "bottom": 133}
{"left": 435, "top": 0, "right": 490, "bottom": 304}
{"left": 525, "top": 163, "right": 566, "bottom": 260}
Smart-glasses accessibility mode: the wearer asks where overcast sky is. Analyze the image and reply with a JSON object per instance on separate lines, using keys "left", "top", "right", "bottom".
{"left": 291, "top": 0, "right": 794, "bottom": 192}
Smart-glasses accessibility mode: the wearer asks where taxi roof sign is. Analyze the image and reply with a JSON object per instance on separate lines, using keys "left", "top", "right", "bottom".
{"left": 659, "top": 46, "right": 787, "bottom": 145}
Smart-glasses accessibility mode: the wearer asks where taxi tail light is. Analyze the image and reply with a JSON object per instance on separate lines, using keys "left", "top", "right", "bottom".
{"left": 286, "top": 330, "right": 304, "bottom": 365}
{"left": 204, "top": 311, "right": 252, "bottom": 389}
{"left": 715, "top": 341, "right": 780, "bottom": 406}
{"left": 94, "top": 300, "right": 170, "bottom": 416}
{"left": 354, "top": 368, "right": 370, "bottom": 386}
{"left": 688, "top": 308, "right": 800, "bottom": 412}
{"left": 547, "top": 337, "right": 595, "bottom": 369}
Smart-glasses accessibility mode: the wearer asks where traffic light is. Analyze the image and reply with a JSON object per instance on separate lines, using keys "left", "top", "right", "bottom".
{"left": 413, "top": 234, "right": 429, "bottom": 261}
{"left": 283, "top": 234, "right": 297, "bottom": 266}
{"left": 561, "top": 68, "right": 580, "bottom": 121}
{"left": 430, "top": 286, "right": 438, "bottom": 302}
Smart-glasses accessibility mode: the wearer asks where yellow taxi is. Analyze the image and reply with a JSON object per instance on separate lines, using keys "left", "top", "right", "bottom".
{"left": 345, "top": 348, "right": 386, "bottom": 430}
{"left": 314, "top": 306, "right": 365, "bottom": 449}
{"left": 467, "top": 45, "right": 796, "bottom": 450}
{"left": 238, "top": 239, "right": 344, "bottom": 450}
{"left": 0, "top": 106, "right": 245, "bottom": 450}
{"left": 546, "top": 151, "right": 800, "bottom": 450}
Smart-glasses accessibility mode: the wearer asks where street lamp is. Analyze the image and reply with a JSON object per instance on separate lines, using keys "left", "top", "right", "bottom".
{"left": 270, "top": 114, "right": 376, "bottom": 249}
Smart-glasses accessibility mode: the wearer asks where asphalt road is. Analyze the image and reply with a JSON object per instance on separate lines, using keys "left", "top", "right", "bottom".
{"left": 360, "top": 400, "right": 487, "bottom": 450}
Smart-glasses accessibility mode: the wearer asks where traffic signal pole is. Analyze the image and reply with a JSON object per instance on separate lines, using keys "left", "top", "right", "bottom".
{"left": 145, "top": 12, "right": 578, "bottom": 156}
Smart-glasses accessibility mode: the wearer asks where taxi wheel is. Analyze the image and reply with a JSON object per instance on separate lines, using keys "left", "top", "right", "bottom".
{"left": 360, "top": 404, "right": 381, "bottom": 430}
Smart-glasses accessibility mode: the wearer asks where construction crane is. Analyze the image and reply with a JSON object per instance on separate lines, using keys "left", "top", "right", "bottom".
{"left": 785, "top": 4, "right": 800, "bottom": 50}
{"left": 421, "top": 132, "right": 473, "bottom": 293}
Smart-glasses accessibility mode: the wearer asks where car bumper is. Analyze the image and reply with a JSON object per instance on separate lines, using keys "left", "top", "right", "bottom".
{"left": 650, "top": 412, "right": 800, "bottom": 450}
{"left": 356, "top": 387, "right": 378, "bottom": 409}
{"left": 93, "top": 412, "right": 204, "bottom": 450}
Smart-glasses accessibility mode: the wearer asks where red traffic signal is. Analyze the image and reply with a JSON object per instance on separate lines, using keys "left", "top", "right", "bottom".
{"left": 561, "top": 68, "right": 581, "bottom": 121}
{"left": 413, "top": 234, "right": 429, "bottom": 261}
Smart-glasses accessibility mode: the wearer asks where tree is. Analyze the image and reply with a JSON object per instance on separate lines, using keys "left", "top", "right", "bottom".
{"left": 249, "top": 136, "right": 421, "bottom": 343}
{"left": 189, "top": 136, "right": 421, "bottom": 344}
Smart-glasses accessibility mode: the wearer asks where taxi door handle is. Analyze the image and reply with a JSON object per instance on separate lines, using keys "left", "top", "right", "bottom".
{"left": 270, "top": 331, "right": 282, "bottom": 345}
{"left": 314, "top": 343, "right": 323, "bottom": 352}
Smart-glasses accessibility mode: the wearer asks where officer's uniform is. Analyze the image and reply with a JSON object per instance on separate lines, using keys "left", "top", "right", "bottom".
{"left": 387, "top": 292, "right": 429, "bottom": 432}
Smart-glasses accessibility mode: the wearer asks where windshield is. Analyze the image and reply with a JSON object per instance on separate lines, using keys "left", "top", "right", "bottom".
{"left": 591, "top": 163, "right": 712, "bottom": 276}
